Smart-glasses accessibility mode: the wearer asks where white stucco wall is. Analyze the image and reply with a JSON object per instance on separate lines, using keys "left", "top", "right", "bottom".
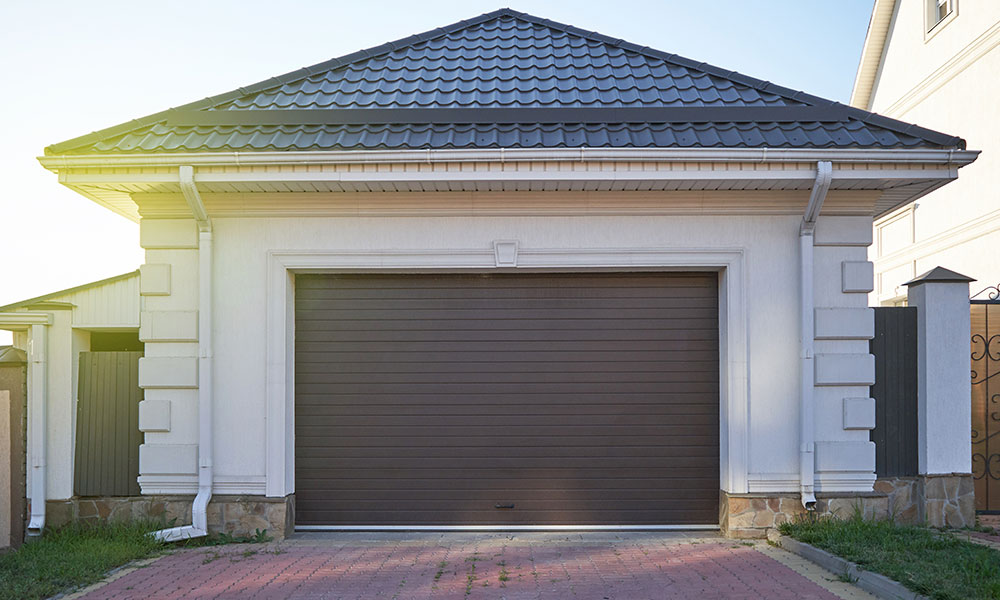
{"left": 136, "top": 209, "right": 878, "bottom": 500}
{"left": 868, "top": 1, "right": 1000, "bottom": 300}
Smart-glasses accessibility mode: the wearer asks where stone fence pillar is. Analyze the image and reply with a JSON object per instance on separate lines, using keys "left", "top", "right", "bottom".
{"left": 905, "top": 267, "right": 975, "bottom": 527}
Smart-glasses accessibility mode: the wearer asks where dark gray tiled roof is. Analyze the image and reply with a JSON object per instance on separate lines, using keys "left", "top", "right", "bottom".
{"left": 218, "top": 17, "right": 797, "bottom": 110}
{"left": 47, "top": 9, "right": 964, "bottom": 154}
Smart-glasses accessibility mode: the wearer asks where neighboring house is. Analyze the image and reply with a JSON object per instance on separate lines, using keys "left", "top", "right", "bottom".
{"left": 852, "top": 0, "right": 1000, "bottom": 304}
{"left": 24, "top": 9, "right": 979, "bottom": 539}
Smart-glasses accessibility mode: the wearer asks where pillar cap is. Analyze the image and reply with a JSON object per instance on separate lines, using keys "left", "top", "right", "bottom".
{"left": 0, "top": 346, "right": 26, "bottom": 364}
{"left": 904, "top": 266, "right": 975, "bottom": 286}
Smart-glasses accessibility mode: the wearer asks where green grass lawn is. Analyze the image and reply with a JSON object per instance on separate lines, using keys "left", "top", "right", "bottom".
{"left": 0, "top": 521, "right": 165, "bottom": 600}
{"left": 779, "top": 517, "right": 1000, "bottom": 600}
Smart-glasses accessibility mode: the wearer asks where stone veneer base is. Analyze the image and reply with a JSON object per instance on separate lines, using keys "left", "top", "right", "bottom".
{"left": 721, "top": 474, "right": 975, "bottom": 538}
{"left": 44, "top": 494, "right": 295, "bottom": 539}
{"left": 39, "top": 475, "right": 975, "bottom": 541}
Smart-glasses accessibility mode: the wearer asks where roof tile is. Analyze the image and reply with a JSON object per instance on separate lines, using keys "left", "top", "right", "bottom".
{"left": 47, "top": 9, "right": 965, "bottom": 154}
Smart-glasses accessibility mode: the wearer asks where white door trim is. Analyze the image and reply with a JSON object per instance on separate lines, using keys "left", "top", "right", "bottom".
{"left": 264, "top": 246, "right": 749, "bottom": 498}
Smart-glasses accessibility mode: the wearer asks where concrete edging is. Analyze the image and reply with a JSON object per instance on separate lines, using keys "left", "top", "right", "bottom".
{"left": 766, "top": 530, "right": 929, "bottom": 600}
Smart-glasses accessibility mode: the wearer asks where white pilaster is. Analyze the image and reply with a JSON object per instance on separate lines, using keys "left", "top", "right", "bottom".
{"left": 906, "top": 267, "right": 974, "bottom": 475}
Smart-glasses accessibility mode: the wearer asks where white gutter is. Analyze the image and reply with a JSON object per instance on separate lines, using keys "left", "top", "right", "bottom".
{"left": 798, "top": 161, "right": 832, "bottom": 510}
{"left": 152, "top": 166, "right": 213, "bottom": 542}
{"left": 38, "top": 147, "right": 980, "bottom": 169}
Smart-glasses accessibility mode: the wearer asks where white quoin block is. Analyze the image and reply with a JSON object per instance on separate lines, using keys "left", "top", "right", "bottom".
{"left": 140, "top": 219, "right": 199, "bottom": 249}
{"left": 814, "top": 353, "right": 876, "bottom": 386}
{"left": 906, "top": 268, "right": 974, "bottom": 475}
{"left": 842, "top": 261, "right": 875, "bottom": 293}
{"left": 139, "top": 264, "right": 171, "bottom": 296}
{"left": 139, "top": 444, "right": 197, "bottom": 475}
{"left": 843, "top": 397, "right": 876, "bottom": 430}
{"left": 815, "top": 441, "right": 876, "bottom": 472}
{"left": 140, "top": 311, "right": 198, "bottom": 342}
{"left": 814, "top": 308, "right": 875, "bottom": 340}
{"left": 138, "top": 399, "right": 171, "bottom": 432}
{"left": 138, "top": 357, "right": 198, "bottom": 388}
{"left": 814, "top": 217, "right": 873, "bottom": 247}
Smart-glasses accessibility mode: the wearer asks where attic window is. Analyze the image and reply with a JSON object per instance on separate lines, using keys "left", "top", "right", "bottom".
{"left": 926, "top": 0, "right": 957, "bottom": 36}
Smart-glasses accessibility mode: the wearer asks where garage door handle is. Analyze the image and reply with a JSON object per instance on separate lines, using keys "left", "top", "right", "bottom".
{"left": 495, "top": 503, "right": 515, "bottom": 510}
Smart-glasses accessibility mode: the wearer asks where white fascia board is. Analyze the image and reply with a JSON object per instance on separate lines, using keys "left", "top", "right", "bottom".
{"left": 38, "top": 148, "right": 980, "bottom": 170}
{"left": 0, "top": 312, "right": 53, "bottom": 330}
{"left": 850, "top": 0, "right": 897, "bottom": 110}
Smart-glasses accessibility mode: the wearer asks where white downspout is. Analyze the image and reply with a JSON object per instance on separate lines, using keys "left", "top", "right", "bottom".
{"left": 799, "top": 161, "right": 832, "bottom": 510}
{"left": 153, "top": 166, "right": 213, "bottom": 541}
{"left": 26, "top": 323, "right": 48, "bottom": 536}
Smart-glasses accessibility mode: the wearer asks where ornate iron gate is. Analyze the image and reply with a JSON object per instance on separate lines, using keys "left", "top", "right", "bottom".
{"left": 972, "top": 284, "right": 1000, "bottom": 513}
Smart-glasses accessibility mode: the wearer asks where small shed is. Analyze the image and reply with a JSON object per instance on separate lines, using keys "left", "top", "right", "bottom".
{"left": 0, "top": 271, "right": 141, "bottom": 536}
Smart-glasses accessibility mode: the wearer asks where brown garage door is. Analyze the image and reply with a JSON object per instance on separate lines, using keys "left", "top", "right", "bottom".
{"left": 294, "top": 273, "right": 719, "bottom": 526}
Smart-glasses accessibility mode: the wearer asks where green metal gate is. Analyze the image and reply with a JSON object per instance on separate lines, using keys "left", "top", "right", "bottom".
{"left": 74, "top": 351, "right": 143, "bottom": 497}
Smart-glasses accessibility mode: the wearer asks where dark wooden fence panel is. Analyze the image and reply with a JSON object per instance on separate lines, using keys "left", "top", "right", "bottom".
{"left": 870, "top": 307, "right": 918, "bottom": 477}
{"left": 74, "top": 352, "right": 143, "bottom": 496}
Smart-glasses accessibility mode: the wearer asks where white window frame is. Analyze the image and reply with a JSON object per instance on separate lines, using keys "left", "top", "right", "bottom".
{"left": 925, "top": 0, "right": 958, "bottom": 41}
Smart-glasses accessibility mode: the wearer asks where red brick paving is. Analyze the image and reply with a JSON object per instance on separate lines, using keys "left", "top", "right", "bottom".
{"left": 76, "top": 533, "right": 845, "bottom": 599}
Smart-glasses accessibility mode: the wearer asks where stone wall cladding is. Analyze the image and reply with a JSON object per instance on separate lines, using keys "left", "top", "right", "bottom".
{"left": 205, "top": 495, "right": 294, "bottom": 539}
{"left": 44, "top": 494, "right": 294, "bottom": 539}
{"left": 722, "top": 492, "right": 890, "bottom": 538}
{"left": 872, "top": 476, "right": 920, "bottom": 523}
{"left": 722, "top": 474, "right": 973, "bottom": 537}
{"left": 922, "top": 473, "right": 975, "bottom": 528}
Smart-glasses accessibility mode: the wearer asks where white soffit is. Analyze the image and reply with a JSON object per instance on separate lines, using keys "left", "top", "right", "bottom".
{"left": 40, "top": 147, "right": 977, "bottom": 222}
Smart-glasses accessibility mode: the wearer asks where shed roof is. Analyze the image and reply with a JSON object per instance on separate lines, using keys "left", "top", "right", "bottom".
{"left": 0, "top": 271, "right": 138, "bottom": 313}
{"left": 47, "top": 8, "right": 963, "bottom": 155}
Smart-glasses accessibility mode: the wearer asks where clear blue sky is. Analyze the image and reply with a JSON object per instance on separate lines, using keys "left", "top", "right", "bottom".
{"left": 0, "top": 0, "right": 874, "bottom": 341}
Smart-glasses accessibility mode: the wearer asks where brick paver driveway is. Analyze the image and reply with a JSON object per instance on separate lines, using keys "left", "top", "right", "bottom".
{"left": 72, "top": 532, "right": 874, "bottom": 599}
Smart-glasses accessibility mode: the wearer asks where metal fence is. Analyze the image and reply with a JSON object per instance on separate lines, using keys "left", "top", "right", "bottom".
{"left": 869, "top": 307, "right": 919, "bottom": 478}
{"left": 74, "top": 351, "right": 143, "bottom": 497}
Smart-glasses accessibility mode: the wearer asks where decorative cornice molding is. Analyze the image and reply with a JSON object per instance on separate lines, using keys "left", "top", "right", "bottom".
{"left": 874, "top": 206, "right": 1000, "bottom": 271}
{"left": 881, "top": 20, "right": 1000, "bottom": 118}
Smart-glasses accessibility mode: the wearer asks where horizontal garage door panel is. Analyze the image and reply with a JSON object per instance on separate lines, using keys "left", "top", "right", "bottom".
{"left": 295, "top": 273, "right": 719, "bottom": 526}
